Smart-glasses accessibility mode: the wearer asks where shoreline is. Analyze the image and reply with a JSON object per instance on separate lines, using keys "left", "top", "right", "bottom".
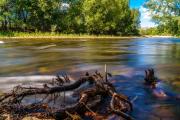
{"left": 0, "top": 35, "right": 178, "bottom": 40}
{"left": 0, "top": 36, "right": 141, "bottom": 40}
{"left": 144, "top": 35, "right": 177, "bottom": 38}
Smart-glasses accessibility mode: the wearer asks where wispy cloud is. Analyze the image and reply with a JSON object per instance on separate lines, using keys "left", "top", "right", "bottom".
{"left": 139, "top": 6, "right": 157, "bottom": 28}
{"left": 140, "top": 6, "right": 151, "bottom": 19}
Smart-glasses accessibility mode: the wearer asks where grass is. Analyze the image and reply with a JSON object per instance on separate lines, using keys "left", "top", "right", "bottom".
{"left": 0, "top": 31, "right": 178, "bottom": 39}
{"left": 0, "top": 31, "right": 141, "bottom": 39}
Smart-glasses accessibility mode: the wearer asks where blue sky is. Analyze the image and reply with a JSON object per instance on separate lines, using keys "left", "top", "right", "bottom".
{"left": 130, "top": 0, "right": 156, "bottom": 28}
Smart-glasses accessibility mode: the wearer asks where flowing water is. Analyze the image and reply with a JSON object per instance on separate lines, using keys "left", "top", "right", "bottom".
{"left": 0, "top": 37, "right": 180, "bottom": 120}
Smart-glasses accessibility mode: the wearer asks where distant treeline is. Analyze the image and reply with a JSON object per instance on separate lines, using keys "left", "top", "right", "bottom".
{"left": 144, "top": 0, "right": 179, "bottom": 36}
{"left": 0, "top": 0, "right": 140, "bottom": 35}
{"left": 140, "top": 26, "right": 179, "bottom": 36}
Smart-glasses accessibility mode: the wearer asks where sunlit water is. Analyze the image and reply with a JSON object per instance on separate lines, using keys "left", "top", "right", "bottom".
{"left": 0, "top": 38, "right": 180, "bottom": 120}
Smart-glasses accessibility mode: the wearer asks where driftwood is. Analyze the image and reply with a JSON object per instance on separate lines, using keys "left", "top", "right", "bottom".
{"left": 0, "top": 71, "right": 133, "bottom": 120}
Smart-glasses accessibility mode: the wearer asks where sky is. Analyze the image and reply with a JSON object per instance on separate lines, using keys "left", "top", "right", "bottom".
{"left": 130, "top": 0, "right": 156, "bottom": 28}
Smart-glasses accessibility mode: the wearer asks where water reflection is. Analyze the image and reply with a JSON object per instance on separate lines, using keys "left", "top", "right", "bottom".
{"left": 127, "top": 38, "right": 180, "bottom": 66}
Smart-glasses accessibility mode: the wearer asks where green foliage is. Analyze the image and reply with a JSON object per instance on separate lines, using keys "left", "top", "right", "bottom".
{"left": 140, "top": 27, "right": 158, "bottom": 35}
{"left": 0, "top": 0, "right": 140, "bottom": 35}
{"left": 82, "top": 0, "right": 140, "bottom": 35}
{"left": 60, "top": 0, "right": 86, "bottom": 33}
{"left": 145, "top": 0, "right": 180, "bottom": 36}
{"left": 128, "top": 9, "right": 140, "bottom": 35}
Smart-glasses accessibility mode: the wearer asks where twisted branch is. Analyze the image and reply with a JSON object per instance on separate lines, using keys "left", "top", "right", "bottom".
{"left": 0, "top": 72, "right": 133, "bottom": 120}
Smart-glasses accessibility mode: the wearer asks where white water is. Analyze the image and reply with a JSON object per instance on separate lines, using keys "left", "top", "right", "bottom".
{"left": 0, "top": 75, "right": 54, "bottom": 83}
{"left": 0, "top": 41, "right": 4, "bottom": 44}
{"left": 0, "top": 75, "right": 54, "bottom": 92}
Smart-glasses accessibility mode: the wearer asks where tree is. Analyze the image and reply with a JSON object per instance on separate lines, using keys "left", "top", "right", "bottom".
{"left": 25, "top": 0, "right": 62, "bottom": 31}
{"left": 129, "top": 9, "right": 140, "bottom": 35}
{"left": 82, "top": 0, "right": 136, "bottom": 35}
{"left": 0, "top": 0, "right": 13, "bottom": 30}
{"left": 59, "top": 0, "right": 86, "bottom": 33}
{"left": 0, "top": 0, "right": 140, "bottom": 35}
{"left": 145, "top": 0, "right": 180, "bottom": 35}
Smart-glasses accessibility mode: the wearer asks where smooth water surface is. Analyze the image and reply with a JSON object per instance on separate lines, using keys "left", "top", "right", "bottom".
{"left": 0, "top": 37, "right": 180, "bottom": 120}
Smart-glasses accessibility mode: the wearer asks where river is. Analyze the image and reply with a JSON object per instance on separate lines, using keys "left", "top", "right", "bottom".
{"left": 0, "top": 37, "right": 179, "bottom": 120}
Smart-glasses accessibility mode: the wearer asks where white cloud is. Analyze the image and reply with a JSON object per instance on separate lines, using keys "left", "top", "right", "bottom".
{"left": 139, "top": 6, "right": 151, "bottom": 19}
{"left": 139, "top": 6, "right": 157, "bottom": 28}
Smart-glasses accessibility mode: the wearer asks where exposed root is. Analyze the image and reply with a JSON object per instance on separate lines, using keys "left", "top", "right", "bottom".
{"left": 0, "top": 72, "right": 133, "bottom": 120}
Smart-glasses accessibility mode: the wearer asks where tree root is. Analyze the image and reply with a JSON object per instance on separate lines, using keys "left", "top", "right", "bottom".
{"left": 0, "top": 72, "right": 134, "bottom": 120}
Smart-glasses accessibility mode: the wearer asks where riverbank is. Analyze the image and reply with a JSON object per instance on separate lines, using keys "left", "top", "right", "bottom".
{"left": 0, "top": 35, "right": 178, "bottom": 40}
{"left": 0, "top": 32, "right": 178, "bottom": 40}
{"left": 0, "top": 36, "right": 142, "bottom": 40}
{"left": 0, "top": 32, "right": 141, "bottom": 39}
{"left": 144, "top": 35, "right": 178, "bottom": 38}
